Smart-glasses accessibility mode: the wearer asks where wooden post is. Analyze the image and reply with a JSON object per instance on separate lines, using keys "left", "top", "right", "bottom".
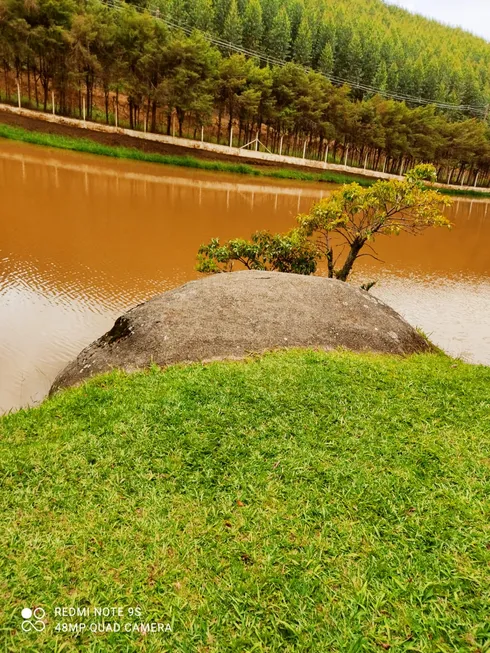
{"left": 201, "top": 126, "right": 204, "bottom": 142}
{"left": 172, "top": 112, "right": 175, "bottom": 137}
{"left": 474, "top": 171, "right": 480, "bottom": 188}
{"left": 229, "top": 126, "right": 233, "bottom": 148}
{"left": 344, "top": 146, "right": 349, "bottom": 167}
{"left": 399, "top": 159, "right": 404, "bottom": 176}
{"left": 364, "top": 153, "right": 368, "bottom": 170}
{"left": 16, "top": 79, "right": 21, "bottom": 108}
{"left": 82, "top": 96, "right": 86, "bottom": 121}
{"left": 382, "top": 158, "right": 386, "bottom": 174}
{"left": 255, "top": 132, "right": 259, "bottom": 151}
{"left": 279, "top": 135, "right": 283, "bottom": 156}
{"left": 303, "top": 140, "right": 307, "bottom": 160}
{"left": 115, "top": 98, "right": 118, "bottom": 128}
{"left": 324, "top": 145, "right": 329, "bottom": 165}
{"left": 52, "top": 91, "right": 55, "bottom": 115}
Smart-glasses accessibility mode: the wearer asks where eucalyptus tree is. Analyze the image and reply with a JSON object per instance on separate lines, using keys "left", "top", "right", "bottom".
{"left": 223, "top": 0, "right": 243, "bottom": 47}
{"left": 242, "top": 0, "right": 263, "bottom": 52}
{"left": 267, "top": 6, "right": 291, "bottom": 60}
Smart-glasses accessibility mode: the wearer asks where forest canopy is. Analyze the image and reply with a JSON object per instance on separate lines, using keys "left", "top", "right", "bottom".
{"left": 141, "top": 0, "right": 490, "bottom": 111}
{"left": 1, "top": 0, "right": 490, "bottom": 186}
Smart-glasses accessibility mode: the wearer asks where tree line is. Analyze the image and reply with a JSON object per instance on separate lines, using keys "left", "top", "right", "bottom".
{"left": 1, "top": 0, "right": 490, "bottom": 186}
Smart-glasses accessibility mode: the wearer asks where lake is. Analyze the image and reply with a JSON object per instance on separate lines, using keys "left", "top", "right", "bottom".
{"left": 1, "top": 139, "right": 489, "bottom": 413}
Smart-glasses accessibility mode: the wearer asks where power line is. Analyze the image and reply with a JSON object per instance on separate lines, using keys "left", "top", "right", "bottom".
{"left": 101, "top": 0, "right": 488, "bottom": 116}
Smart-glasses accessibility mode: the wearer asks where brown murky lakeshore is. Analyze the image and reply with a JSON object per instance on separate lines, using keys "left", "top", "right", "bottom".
{"left": 1, "top": 139, "right": 489, "bottom": 413}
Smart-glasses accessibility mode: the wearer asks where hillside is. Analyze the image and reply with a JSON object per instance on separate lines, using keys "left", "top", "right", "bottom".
{"left": 1, "top": 350, "right": 490, "bottom": 651}
{"left": 2, "top": 0, "right": 490, "bottom": 185}
{"left": 140, "top": 0, "right": 490, "bottom": 109}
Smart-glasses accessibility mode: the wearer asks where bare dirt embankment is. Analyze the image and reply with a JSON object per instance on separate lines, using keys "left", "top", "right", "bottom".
{"left": 0, "top": 109, "right": 336, "bottom": 175}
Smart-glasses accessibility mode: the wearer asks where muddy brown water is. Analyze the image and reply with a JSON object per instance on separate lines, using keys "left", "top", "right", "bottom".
{"left": 1, "top": 140, "right": 489, "bottom": 413}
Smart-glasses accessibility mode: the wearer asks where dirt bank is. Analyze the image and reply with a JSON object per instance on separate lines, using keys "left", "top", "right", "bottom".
{"left": 0, "top": 108, "right": 340, "bottom": 175}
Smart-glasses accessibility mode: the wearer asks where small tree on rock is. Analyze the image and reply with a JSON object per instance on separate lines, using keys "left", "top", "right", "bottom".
{"left": 197, "top": 165, "right": 452, "bottom": 282}
{"left": 298, "top": 164, "right": 451, "bottom": 281}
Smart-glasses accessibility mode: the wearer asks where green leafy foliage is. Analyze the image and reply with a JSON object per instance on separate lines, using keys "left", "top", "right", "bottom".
{"left": 197, "top": 229, "right": 320, "bottom": 274}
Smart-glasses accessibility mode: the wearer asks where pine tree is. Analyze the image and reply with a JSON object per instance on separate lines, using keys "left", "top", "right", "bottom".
{"left": 260, "top": 0, "right": 279, "bottom": 34}
{"left": 288, "top": 0, "right": 305, "bottom": 41}
{"left": 293, "top": 16, "right": 312, "bottom": 66}
{"left": 223, "top": 0, "right": 243, "bottom": 47}
{"left": 188, "top": 0, "right": 214, "bottom": 32}
{"left": 387, "top": 62, "right": 399, "bottom": 92}
{"left": 318, "top": 42, "right": 334, "bottom": 75}
{"left": 372, "top": 60, "right": 388, "bottom": 93}
{"left": 243, "top": 0, "right": 263, "bottom": 51}
{"left": 166, "top": 0, "right": 189, "bottom": 26}
{"left": 268, "top": 6, "right": 291, "bottom": 60}
{"left": 214, "top": 0, "right": 231, "bottom": 35}
{"left": 346, "top": 33, "right": 363, "bottom": 86}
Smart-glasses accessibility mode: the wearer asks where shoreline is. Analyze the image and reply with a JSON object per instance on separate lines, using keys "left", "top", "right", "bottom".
{"left": 0, "top": 107, "right": 489, "bottom": 199}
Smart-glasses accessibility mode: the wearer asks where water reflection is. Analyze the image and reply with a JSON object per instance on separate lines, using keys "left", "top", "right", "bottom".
{"left": 0, "top": 139, "right": 489, "bottom": 413}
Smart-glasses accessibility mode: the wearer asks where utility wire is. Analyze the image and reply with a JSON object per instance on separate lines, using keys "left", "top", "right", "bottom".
{"left": 100, "top": 0, "right": 488, "bottom": 116}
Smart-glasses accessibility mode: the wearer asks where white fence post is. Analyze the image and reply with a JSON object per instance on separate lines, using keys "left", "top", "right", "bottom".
{"left": 303, "top": 140, "right": 307, "bottom": 160}
{"left": 16, "top": 79, "right": 21, "bottom": 108}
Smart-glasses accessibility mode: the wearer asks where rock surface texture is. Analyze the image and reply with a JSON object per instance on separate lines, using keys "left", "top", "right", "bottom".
{"left": 50, "top": 271, "right": 432, "bottom": 393}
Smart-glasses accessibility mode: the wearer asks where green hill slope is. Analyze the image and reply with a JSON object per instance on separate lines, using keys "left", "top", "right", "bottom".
{"left": 143, "top": 0, "right": 490, "bottom": 108}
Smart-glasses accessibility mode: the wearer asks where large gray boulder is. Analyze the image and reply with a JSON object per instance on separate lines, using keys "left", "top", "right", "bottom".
{"left": 50, "top": 271, "right": 432, "bottom": 394}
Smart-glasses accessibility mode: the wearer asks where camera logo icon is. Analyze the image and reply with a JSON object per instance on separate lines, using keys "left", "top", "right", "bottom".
{"left": 21, "top": 607, "right": 46, "bottom": 632}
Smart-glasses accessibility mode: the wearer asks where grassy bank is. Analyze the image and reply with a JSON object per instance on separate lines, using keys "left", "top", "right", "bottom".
{"left": 1, "top": 350, "right": 490, "bottom": 652}
{"left": 0, "top": 122, "right": 371, "bottom": 187}
{"left": 2, "top": 121, "right": 489, "bottom": 197}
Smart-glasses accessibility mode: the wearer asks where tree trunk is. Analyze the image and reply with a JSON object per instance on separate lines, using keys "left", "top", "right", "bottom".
{"left": 217, "top": 109, "right": 222, "bottom": 145}
{"left": 336, "top": 238, "right": 366, "bottom": 282}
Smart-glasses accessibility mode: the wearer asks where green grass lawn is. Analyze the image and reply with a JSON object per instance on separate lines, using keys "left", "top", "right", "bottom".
{"left": 1, "top": 350, "right": 490, "bottom": 652}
